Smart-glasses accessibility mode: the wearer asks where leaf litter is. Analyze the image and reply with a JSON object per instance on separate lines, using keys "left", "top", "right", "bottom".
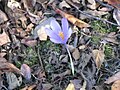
{"left": 0, "top": 0, "right": 120, "bottom": 89}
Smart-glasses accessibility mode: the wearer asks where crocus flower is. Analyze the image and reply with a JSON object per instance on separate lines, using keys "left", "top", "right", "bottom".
{"left": 45, "top": 18, "right": 72, "bottom": 44}
{"left": 45, "top": 18, "right": 74, "bottom": 75}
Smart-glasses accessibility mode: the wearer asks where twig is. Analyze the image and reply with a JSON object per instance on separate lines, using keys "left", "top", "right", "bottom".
{"left": 95, "top": 0, "right": 114, "bottom": 9}
{"left": 65, "top": 0, "right": 120, "bottom": 27}
{"left": 37, "top": 47, "right": 44, "bottom": 71}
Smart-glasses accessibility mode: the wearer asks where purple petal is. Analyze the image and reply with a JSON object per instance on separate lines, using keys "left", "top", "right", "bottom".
{"left": 50, "top": 19, "right": 61, "bottom": 34}
{"left": 62, "top": 18, "right": 69, "bottom": 36}
{"left": 63, "top": 28, "right": 72, "bottom": 43}
{"left": 45, "top": 28, "right": 54, "bottom": 37}
{"left": 50, "top": 38, "right": 63, "bottom": 44}
{"left": 45, "top": 28, "right": 63, "bottom": 43}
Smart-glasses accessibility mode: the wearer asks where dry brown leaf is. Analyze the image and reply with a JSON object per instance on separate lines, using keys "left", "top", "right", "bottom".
{"left": 42, "top": 83, "right": 53, "bottom": 90}
{"left": 70, "top": 79, "right": 82, "bottom": 89}
{"left": 7, "top": 0, "right": 21, "bottom": 10}
{"left": 21, "top": 38, "right": 37, "bottom": 47}
{"left": 26, "top": 23, "right": 34, "bottom": 33}
{"left": 21, "top": 86, "right": 28, "bottom": 90}
{"left": 0, "top": 10, "right": 8, "bottom": 24}
{"left": 80, "top": 80, "right": 87, "bottom": 90}
{"left": 0, "top": 57, "right": 21, "bottom": 74}
{"left": 112, "top": 80, "right": 120, "bottom": 90}
{"left": 27, "top": 85, "right": 36, "bottom": 90}
{"left": 71, "top": 0, "right": 80, "bottom": 3}
{"left": 20, "top": 85, "right": 38, "bottom": 90}
{"left": 6, "top": 72, "right": 22, "bottom": 89}
{"left": 0, "top": 32, "right": 11, "bottom": 46}
{"left": 93, "top": 85, "right": 104, "bottom": 90}
{"left": 92, "top": 49, "right": 105, "bottom": 68}
{"left": 59, "top": 55, "right": 68, "bottom": 63}
{"left": 37, "top": 26, "right": 48, "bottom": 41}
{"left": 113, "top": 9, "right": 120, "bottom": 26}
{"left": 22, "top": 0, "right": 36, "bottom": 10}
{"left": 59, "top": 1, "right": 71, "bottom": 9}
{"left": 66, "top": 83, "right": 75, "bottom": 90}
{"left": 104, "top": 0, "right": 120, "bottom": 9}
{"left": 103, "top": 37, "right": 119, "bottom": 44}
{"left": 87, "top": 0, "right": 96, "bottom": 9}
{"left": 19, "top": 16, "right": 27, "bottom": 28}
{"left": 105, "top": 71, "right": 120, "bottom": 84}
{"left": 36, "top": 0, "right": 47, "bottom": 4}
{"left": 72, "top": 48, "right": 80, "bottom": 60}
{"left": 52, "top": 70, "right": 71, "bottom": 80}
{"left": 56, "top": 9, "right": 90, "bottom": 28}
{"left": 0, "top": 53, "right": 6, "bottom": 57}
{"left": 78, "top": 45, "right": 86, "bottom": 50}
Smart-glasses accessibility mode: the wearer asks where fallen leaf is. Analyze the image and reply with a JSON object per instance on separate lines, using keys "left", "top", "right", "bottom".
{"left": 7, "top": 0, "right": 21, "bottom": 10}
{"left": 93, "top": 85, "right": 104, "bottom": 90}
{"left": 56, "top": 8, "right": 90, "bottom": 28}
{"left": 0, "top": 53, "right": 6, "bottom": 57}
{"left": 22, "top": 0, "right": 36, "bottom": 9}
{"left": 6, "top": 72, "right": 22, "bottom": 90}
{"left": 59, "top": 1, "right": 71, "bottom": 9}
{"left": 19, "top": 16, "right": 27, "bottom": 28}
{"left": 52, "top": 70, "right": 71, "bottom": 80}
{"left": 87, "top": 10, "right": 108, "bottom": 16}
{"left": 21, "top": 86, "right": 28, "bottom": 90}
{"left": 104, "top": 0, "right": 120, "bottom": 9}
{"left": 72, "top": 48, "right": 80, "bottom": 60}
{"left": 80, "top": 80, "right": 87, "bottom": 90}
{"left": 98, "top": 7, "right": 112, "bottom": 12}
{"left": 87, "top": 0, "right": 96, "bottom": 9}
{"left": 0, "top": 57, "right": 21, "bottom": 74}
{"left": 112, "top": 80, "right": 120, "bottom": 90}
{"left": 42, "top": 83, "right": 53, "bottom": 90}
{"left": 21, "top": 85, "right": 37, "bottom": 90}
{"left": 0, "top": 10, "right": 8, "bottom": 24}
{"left": 36, "top": 0, "right": 47, "bottom": 4}
{"left": 70, "top": 79, "right": 82, "bottom": 89}
{"left": 113, "top": 9, "right": 120, "bottom": 26}
{"left": 105, "top": 71, "right": 120, "bottom": 84}
{"left": 21, "top": 64, "right": 31, "bottom": 80}
{"left": 27, "top": 84, "right": 36, "bottom": 90}
{"left": 71, "top": 0, "right": 80, "bottom": 3}
{"left": 0, "top": 32, "right": 11, "bottom": 46}
{"left": 66, "top": 83, "right": 75, "bottom": 90}
{"left": 92, "top": 49, "right": 105, "bottom": 68}
{"left": 21, "top": 38, "right": 37, "bottom": 47}
{"left": 103, "top": 37, "right": 119, "bottom": 44}
{"left": 26, "top": 23, "right": 34, "bottom": 33}
{"left": 37, "top": 26, "right": 48, "bottom": 41}
{"left": 78, "top": 45, "right": 86, "bottom": 50}
{"left": 59, "top": 55, "right": 68, "bottom": 63}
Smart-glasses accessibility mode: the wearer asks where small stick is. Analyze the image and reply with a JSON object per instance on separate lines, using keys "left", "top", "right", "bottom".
{"left": 95, "top": 0, "right": 114, "bottom": 9}
{"left": 37, "top": 47, "right": 44, "bottom": 71}
{"left": 65, "top": 0, "right": 120, "bottom": 27}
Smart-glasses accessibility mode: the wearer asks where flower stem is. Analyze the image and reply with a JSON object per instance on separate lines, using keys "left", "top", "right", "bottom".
{"left": 65, "top": 44, "right": 74, "bottom": 75}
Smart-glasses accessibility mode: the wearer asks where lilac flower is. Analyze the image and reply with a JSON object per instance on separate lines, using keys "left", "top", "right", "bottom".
{"left": 45, "top": 18, "right": 72, "bottom": 44}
